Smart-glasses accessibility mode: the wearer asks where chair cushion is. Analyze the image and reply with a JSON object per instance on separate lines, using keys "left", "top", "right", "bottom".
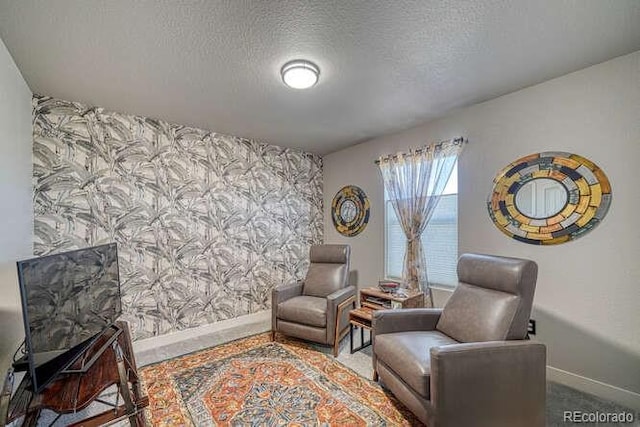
{"left": 375, "top": 331, "right": 458, "bottom": 399}
{"left": 302, "top": 263, "right": 348, "bottom": 298}
{"left": 436, "top": 283, "right": 519, "bottom": 343}
{"left": 277, "top": 296, "right": 327, "bottom": 328}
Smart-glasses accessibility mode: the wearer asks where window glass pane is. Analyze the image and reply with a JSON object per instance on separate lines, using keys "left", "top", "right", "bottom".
{"left": 385, "top": 201, "right": 405, "bottom": 279}
{"left": 421, "top": 194, "right": 458, "bottom": 287}
{"left": 442, "top": 162, "right": 457, "bottom": 195}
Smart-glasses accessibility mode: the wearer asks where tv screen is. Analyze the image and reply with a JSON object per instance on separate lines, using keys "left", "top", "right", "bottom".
{"left": 17, "top": 243, "right": 121, "bottom": 391}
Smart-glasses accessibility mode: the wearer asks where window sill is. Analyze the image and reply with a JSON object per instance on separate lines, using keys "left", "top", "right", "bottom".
{"left": 381, "top": 279, "right": 457, "bottom": 293}
{"left": 429, "top": 284, "right": 456, "bottom": 293}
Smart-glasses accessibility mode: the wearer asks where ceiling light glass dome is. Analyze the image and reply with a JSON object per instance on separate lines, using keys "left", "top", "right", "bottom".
{"left": 281, "top": 60, "right": 320, "bottom": 89}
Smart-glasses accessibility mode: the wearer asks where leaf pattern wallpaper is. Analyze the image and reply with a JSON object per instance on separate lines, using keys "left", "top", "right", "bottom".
{"left": 33, "top": 96, "right": 323, "bottom": 340}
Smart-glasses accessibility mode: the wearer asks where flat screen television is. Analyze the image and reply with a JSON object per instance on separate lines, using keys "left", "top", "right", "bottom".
{"left": 16, "top": 243, "right": 122, "bottom": 392}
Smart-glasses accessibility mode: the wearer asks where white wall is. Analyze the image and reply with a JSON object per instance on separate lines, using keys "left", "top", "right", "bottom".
{"left": 0, "top": 37, "right": 33, "bottom": 373}
{"left": 324, "top": 51, "right": 640, "bottom": 404}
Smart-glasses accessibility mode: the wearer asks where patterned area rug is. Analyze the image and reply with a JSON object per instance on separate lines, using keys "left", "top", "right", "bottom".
{"left": 140, "top": 333, "right": 419, "bottom": 426}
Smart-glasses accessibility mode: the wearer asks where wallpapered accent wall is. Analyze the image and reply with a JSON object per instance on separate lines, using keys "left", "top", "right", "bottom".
{"left": 32, "top": 95, "right": 323, "bottom": 340}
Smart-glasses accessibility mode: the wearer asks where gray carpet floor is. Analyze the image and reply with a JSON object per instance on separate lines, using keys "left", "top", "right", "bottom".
{"left": 547, "top": 382, "right": 639, "bottom": 426}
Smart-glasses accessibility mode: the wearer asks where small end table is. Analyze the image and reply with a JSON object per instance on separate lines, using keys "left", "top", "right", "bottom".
{"left": 349, "top": 287, "right": 424, "bottom": 353}
{"left": 349, "top": 306, "right": 374, "bottom": 353}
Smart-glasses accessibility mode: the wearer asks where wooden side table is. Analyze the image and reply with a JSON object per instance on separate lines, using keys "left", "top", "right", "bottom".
{"left": 349, "top": 287, "right": 424, "bottom": 353}
{"left": 5, "top": 321, "right": 148, "bottom": 427}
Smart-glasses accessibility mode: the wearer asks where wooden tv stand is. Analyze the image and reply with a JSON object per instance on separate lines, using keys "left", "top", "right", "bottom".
{"left": 5, "top": 321, "right": 147, "bottom": 426}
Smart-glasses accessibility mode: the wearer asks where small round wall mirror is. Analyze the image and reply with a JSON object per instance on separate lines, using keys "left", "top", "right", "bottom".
{"left": 488, "top": 152, "right": 612, "bottom": 245}
{"left": 331, "top": 185, "right": 370, "bottom": 237}
{"left": 339, "top": 200, "right": 358, "bottom": 222}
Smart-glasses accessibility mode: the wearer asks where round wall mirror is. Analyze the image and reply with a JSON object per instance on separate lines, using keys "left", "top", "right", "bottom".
{"left": 331, "top": 185, "right": 370, "bottom": 237}
{"left": 339, "top": 199, "right": 358, "bottom": 222}
{"left": 514, "top": 178, "right": 568, "bottom": 219}
{"left": 488, "top": 152, "right": 612, "bottom": 245}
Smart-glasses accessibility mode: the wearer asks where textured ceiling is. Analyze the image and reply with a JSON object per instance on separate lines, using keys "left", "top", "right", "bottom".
{"left": 1, "top": 1, "right": 639, "bottom": 155}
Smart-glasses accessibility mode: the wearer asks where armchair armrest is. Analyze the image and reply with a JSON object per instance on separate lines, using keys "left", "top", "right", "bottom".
{"left": 273, "top": 281, "right": 304, "bottom": 304}
{"left": 326, "top": 286, "right": 356, "bottom": 343}
{"left": 271, "top": 281, "right": 303, "bottom": 331}
{"left": 372, "top": 308, "right": 443, "bottom": 336}
{"left": 431, "top": 341, "right": 546, "bottom": 427}
{"left": 326, "top": 285, "right": 356, "bottom": 306}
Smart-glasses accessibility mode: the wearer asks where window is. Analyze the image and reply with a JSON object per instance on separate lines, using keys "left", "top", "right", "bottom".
{"left": 384, "top": 162, "right": 458, "bottom": 287}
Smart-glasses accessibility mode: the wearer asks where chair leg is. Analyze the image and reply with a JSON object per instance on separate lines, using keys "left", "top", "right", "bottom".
{"left": 373, "top": 369, "right": 379, "bottom": 382}
{"left": 271, "top": 330, "right": 275, "bottom": 341}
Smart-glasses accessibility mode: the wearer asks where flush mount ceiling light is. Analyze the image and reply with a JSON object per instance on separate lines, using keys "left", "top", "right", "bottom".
{"left": 281, "top": 60, "right": 320, "bottom": 89}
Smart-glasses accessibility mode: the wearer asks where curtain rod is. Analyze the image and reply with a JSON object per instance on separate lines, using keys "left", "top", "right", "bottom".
{"left": 374, "top": 137, "right": 467, "bottom": 165}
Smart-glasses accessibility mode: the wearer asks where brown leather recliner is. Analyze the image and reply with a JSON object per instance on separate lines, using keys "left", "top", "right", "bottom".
{"left": 271, "top": 244, "right": 355, "bottom": 357}
{"left": 372, "top": 253, "right": 546, "bottom": 427}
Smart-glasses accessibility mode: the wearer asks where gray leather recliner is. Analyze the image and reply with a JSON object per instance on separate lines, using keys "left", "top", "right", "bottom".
{"left": 271, "top": 244, "right": 355, "bottom": 356}
{"left": 372, "top": 253, "right": 546, "bottom": 427}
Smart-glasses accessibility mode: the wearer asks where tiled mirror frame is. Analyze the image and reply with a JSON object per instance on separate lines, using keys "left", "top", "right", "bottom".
{"left": 331, "top": 185, "right": 370, "bottom": 237}
{"left": 488, "top": 151, "right": 612, "bottom": 245}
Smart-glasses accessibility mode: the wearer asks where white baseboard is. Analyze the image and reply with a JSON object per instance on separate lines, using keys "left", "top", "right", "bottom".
{"left": 547, "top": 366, "right": 640, "bottom": 411}
{"left": 133, "top": 310, "right": 271, "bottom": 366}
